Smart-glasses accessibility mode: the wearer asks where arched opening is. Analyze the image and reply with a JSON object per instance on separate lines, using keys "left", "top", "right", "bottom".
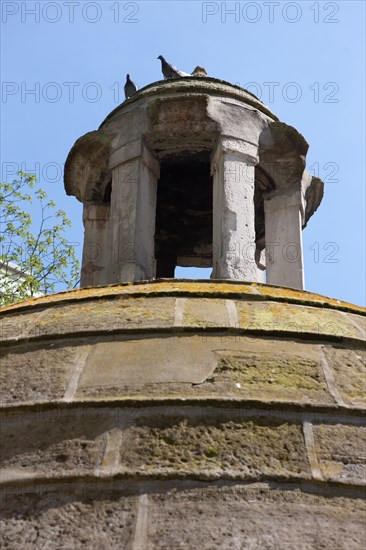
{"left": 155, "top": 151, "right": 213, "bottom": 278}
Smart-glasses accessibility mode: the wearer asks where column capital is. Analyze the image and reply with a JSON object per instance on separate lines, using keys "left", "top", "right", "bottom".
{"left": 264, "top": 188, "right": 302, "bottom": 209}
{"left": 211, "top": 136, "right": 259, "bottom": 172}
{"left": 109, "top": 139, "right": 160, "bottom": 178}
{"left": 264, "top": 170, "right": 312, "bottom": 225}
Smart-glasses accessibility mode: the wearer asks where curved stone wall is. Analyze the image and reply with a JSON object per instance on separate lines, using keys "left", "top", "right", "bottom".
{"left": 0, "top": 281, "right": 365, "bottom": 549}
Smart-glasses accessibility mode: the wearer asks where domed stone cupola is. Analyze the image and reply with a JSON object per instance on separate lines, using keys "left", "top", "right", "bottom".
{"left": 64, "top": 77, "right": 323, "bottom": 289}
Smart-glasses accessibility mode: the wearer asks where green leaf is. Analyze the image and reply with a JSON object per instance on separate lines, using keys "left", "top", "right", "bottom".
{"left": 0, "top": 172, "right": 80, "bottom": 306}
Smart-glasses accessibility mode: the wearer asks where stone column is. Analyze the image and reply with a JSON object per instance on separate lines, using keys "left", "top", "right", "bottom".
{"left": 211, "top": 137, "right": 262, "bottom": 282}
{"left": 264, "top": 188, "right": 305, "bottom": 290}
{"left": 80, "top": 203, "right": 110, "bottom": 287}
{"left": 108, "top": 140, "right": 159, "bottom": 283}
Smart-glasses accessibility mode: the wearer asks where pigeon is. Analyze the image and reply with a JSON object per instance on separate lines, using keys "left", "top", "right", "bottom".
{"left": 157, "top": 55, "right": 190, "bottom": 79}
{"left": 124, "top": 74, "right": 138, "bottom": 99}
{"left": 191, "top": 66, "right": 208, "bottom": 77}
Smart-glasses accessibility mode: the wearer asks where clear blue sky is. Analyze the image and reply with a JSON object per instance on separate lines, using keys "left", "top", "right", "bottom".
{"left": 1, "top": 0, "right": 365, "bottom": 305}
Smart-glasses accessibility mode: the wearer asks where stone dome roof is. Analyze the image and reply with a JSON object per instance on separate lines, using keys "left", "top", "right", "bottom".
{"left": 99, "top": 77, "right": 279, "bottom": 128}
{"left": 1, "top": 281, "right": 365, "bottom": 548}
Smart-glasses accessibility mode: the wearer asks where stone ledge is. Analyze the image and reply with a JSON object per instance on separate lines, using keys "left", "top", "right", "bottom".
{"left": 1, "top": 470, "right": 365, "bottom": 496}
{"left": 1, "top": 400, "right": 365, "bottom": 419}
{"left": 1, "top": 327, "right": 364, "bottom": 352}
{"left": 1, "top": 281, "right": 364, "bottom": 316}
{"left": 1, "top": 477, "right": 364, "bottom": 501}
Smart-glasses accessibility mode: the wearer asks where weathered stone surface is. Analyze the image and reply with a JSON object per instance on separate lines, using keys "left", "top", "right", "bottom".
{"left": 2, "top": 294, "right": 363, "bottom": 346}
{"left": 108, "top": 147, "right": 158, "bottom": 283}
{"left": 120, "top": 416, "right": 310, "bottom": 480}
{"left": 0, "top": 489, "right": 137, "bottom": 550}
{"left": 1, "top": 285, "right": 364, "bottom": 408}
{"left": 148, "top": 485, "right": 365, "bottom": 550}
{"left": 0, "top": 409, "right": 111, "bottom": 478}
{"left": 0, "top": 404, "right": 318, "bottom": 485}
{"left": 26, "top": 296, "right": 176, "bottom": 338}
{"left": 347, "top": 312, "right": 366, "bottom": 337}
{"left": 211, "top": 348, "right": 332, "bottom": 405}
{"left": 1, "top": 482, "right": 364, "bottom": 550}
{"left": 146, "top": 95, "right": 219, "bottom": 156}
{"left": 211, "top": 137, "right": 262, "bottom": 281}
{"left": 64, "top": 130, "right": 115, "bottom": 203}
{"left": 236, "top": 300, "right": 363, "bottom": 340}
{"left": 182, "top": 297, "right": 232, "bottom": 328}
{"left": 2, "top": 280, "right": 363, "bottom": 316}
{"left": 0, "top": 333, "right": 345, "bottom": 407}
{"left": 1, "top": 282, "right": 365, "bottom": 548}
{"left": 323, "top": 347, "right": 366, "bottom": 408}
{"left": 0, "top": 345, "right": 78, "bottom": 404}
{"left": 0, "top": 309, "right": 50, "bottom": 341}
{"left": 313, "top": 424, "right": 366, "bottom": 484}
{"left": 264, "top": 189, "right": 305, "bottom": 289}
{"left": 75, "top": 335, "right": 334, "bottom": 405}
{"left": 77, "top": 335, "right": 218, "bottom": 393}
{"left": 80, "top": 203, "right": 110, "bottom": 287}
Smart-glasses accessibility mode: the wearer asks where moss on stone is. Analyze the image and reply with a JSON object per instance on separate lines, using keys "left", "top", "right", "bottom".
{"left": 121, "top": 416, "right": 310, "bottom": 479}
{"left": 1, "top": 280, "right": 363, "bottom": 317}
{"left": 216, "top": 353, "right": 323, "bottom": 391}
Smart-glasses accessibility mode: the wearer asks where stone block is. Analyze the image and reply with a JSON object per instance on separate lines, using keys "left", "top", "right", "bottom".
{"left": 75, "top": 335, "right": 218, "bottom": 397}
{"left": 0, "top": 345, "right": 80, "bottom": 405}
{"left": 0, "top": 310, "right": 49, "bottom": 342}
{"left": 347, "top": 313, "right": 366, "bottom": 337}
{"left": 313, "top": 424, "right": 366, "bottom": 484}
{"left": 17, "top": 296, "right": 176, "bottom": 339}
{"left": 211, "top": 348, "right": 332, "bottom": 405}
{"left": 323, "top": 347, "right": 366, "bottom": 408}
{"left": 181, "top": 298, "right": 232, "bottom": 328}
{"left": 0, "top": 409, "right": 112, "bottom": 478}
{"left": 0, "top": 487, "right": 137, "bottom": 550}
{"left": 236, "top": 300, "right": 363, "bottom": 340}
{"left": 120, "top": 416, "right": 310, "bottom": 481}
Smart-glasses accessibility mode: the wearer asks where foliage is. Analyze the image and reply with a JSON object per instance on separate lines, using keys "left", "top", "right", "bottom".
{"left": 0, "top": 172, "right": 80, "bottom": 305}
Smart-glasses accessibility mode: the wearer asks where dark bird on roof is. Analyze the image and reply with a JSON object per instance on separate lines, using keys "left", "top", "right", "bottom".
{"left": 191, "top": 66, "right": 208, "bottom": 77}
{"left": 157, "top": 55, "right": 190, "bottom": 79}
{"left": 124, "top": 74, "right": 138, "bottom": 99}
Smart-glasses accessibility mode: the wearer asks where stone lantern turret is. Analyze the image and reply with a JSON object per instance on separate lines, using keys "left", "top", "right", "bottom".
{"left": 64, "top": 77, "right": 323, "bottom": 289}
